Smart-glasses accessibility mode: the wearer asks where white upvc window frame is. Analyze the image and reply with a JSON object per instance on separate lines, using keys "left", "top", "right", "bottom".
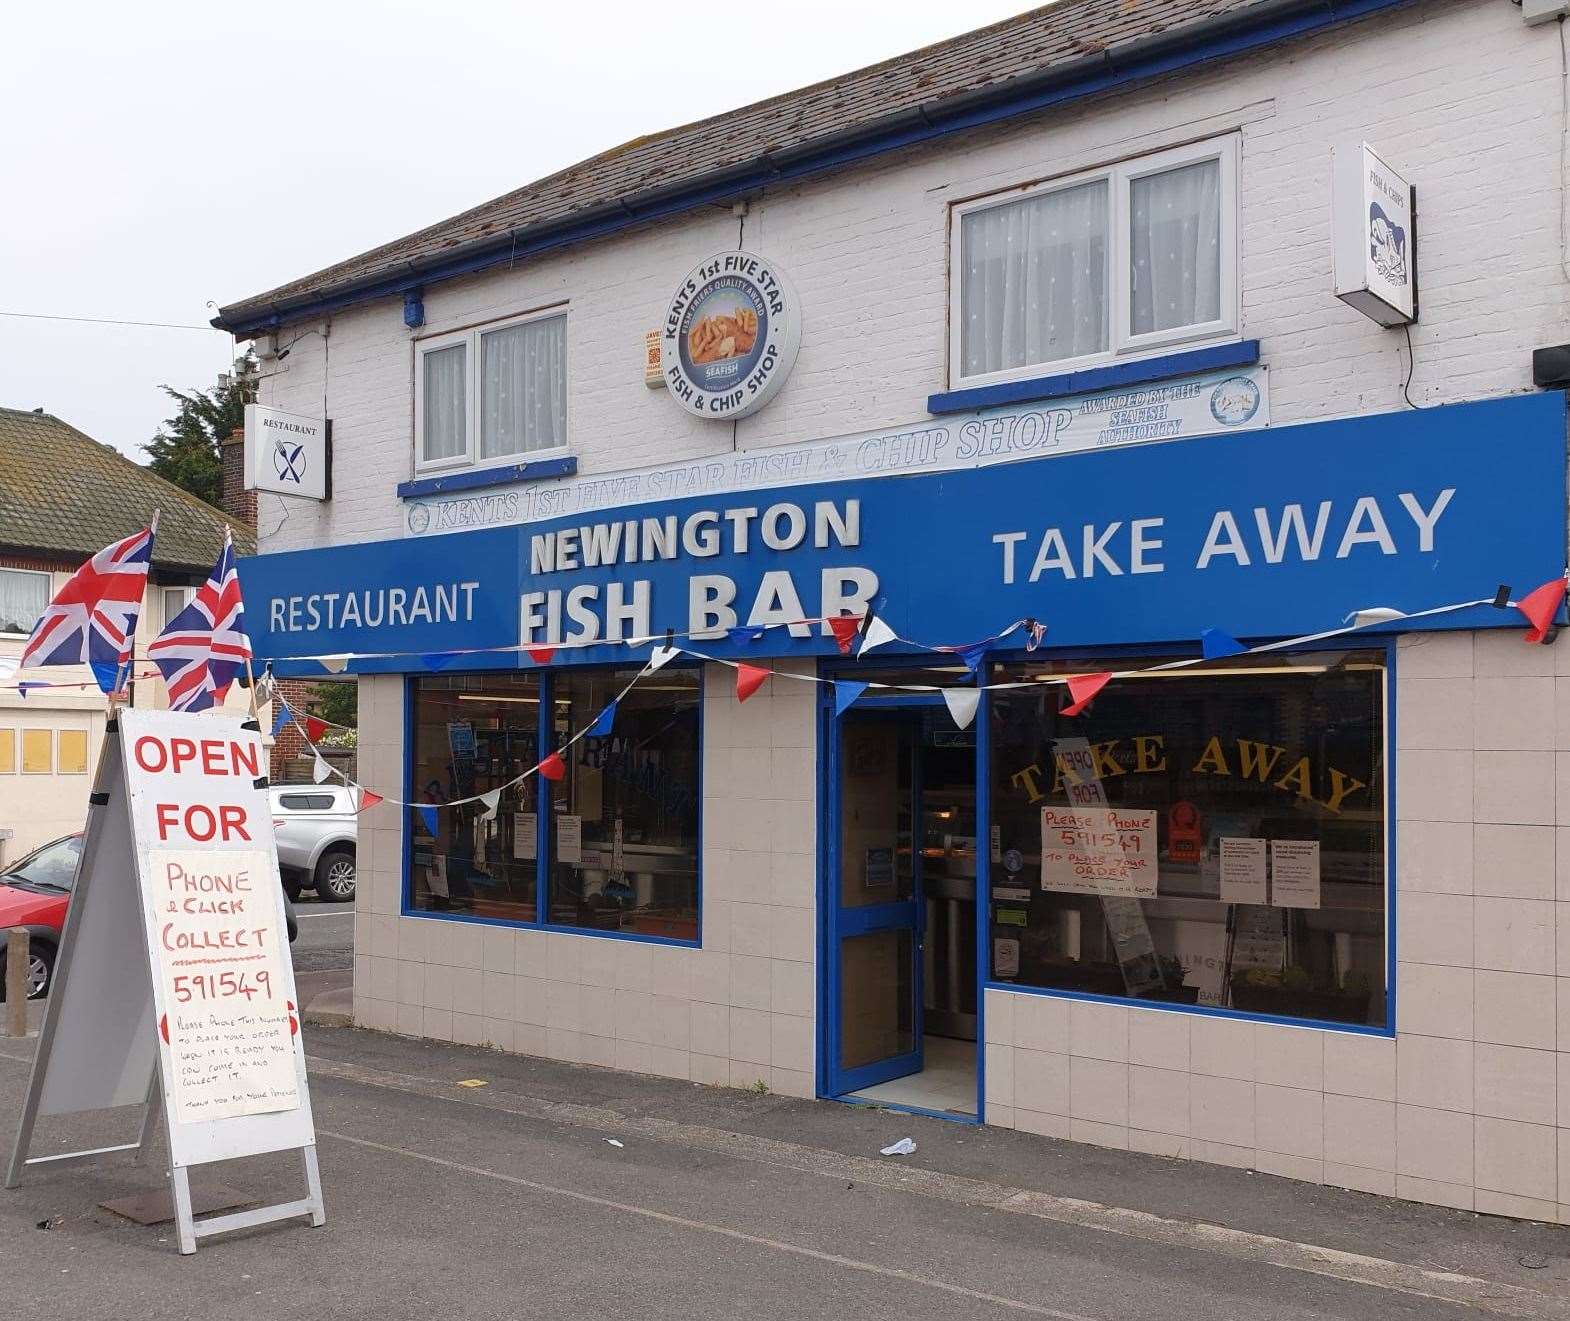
{"left": 948, "top": 134, "right": 1240, "bottom": 391}
{"left": 162, "top": 584, "right": 196, "bottom": 627}
{"left": 0, "top": 566, "right": 51, "bottom": 638}
{"left": 413, "top": 304, "right": 570, "bottom": 476}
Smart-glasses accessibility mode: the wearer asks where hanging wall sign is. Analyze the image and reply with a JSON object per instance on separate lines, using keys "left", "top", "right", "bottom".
{"left": 661, "top": 250, "right": 801, "bottom": 420}
{"left": 1332, "top": 140, "right": 1416, "bottom": 327}
{"left": 245, "top": 403, "right": 331, "bottom": 501}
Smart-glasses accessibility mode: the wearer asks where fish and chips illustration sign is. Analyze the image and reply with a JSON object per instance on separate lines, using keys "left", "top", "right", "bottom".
{"left": 661, "top": 249, "right": 801, "bottom": 419}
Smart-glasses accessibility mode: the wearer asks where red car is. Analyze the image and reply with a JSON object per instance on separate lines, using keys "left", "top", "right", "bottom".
{"left": 0, "top": 834, "right": 80, "bottom": 1000}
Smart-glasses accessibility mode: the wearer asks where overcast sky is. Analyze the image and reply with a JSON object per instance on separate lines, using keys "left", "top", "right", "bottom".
{"left": 1, "top": 1, "right": 1038, "bottom": 460}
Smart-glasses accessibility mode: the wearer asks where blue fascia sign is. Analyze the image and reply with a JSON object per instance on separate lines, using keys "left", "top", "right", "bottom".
{"left": 238, "top": 393, "right": 1568, "bottom": 674}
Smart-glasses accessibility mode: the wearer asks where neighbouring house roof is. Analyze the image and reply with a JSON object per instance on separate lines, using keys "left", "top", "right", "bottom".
{"left": 0, "top": 406, "right": 255, "bottom": 572}
{"left": 213, "top": 0, "right": 1411, "bottom": 335}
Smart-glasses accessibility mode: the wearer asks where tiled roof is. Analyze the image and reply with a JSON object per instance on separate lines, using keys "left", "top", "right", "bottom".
{"left": 0, "top": 407, "right": 255, "bottom": 571}
{"left": 215, "top": 0, "right": 1320, "bottom": 329}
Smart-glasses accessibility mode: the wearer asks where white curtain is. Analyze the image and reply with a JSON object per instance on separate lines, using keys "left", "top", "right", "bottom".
{"left": 961, "top": 179, "right": 1108, "bottom": 377}
{"left": 0, "top": 570, "right": 47, "bottom": 635}
{"left": 481, "top": 314, "right": 566, "bottom": 458}
{"left": 1130, "top": 159, "right": 1221, "bottom": 336}
{"left": 422, "top": 343, "right": 467, "bottom": 462}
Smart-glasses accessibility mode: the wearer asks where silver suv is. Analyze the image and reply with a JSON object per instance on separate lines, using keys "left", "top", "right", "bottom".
{"left": 269, "top": 785, "right": 357, "bottom": 903}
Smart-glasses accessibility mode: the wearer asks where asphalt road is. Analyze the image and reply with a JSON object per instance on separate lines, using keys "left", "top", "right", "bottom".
{"left": 4, "top": 1023, "right": 1570, "bottom": 1321}
{"left": 288, "top": 896, "right": 355, "bottom": 973}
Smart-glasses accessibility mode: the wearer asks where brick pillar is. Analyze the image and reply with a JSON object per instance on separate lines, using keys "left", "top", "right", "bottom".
{"left": 269, "top": 677, "right": 320, "bottom": 781}
{"left": 221, "top": 425, "right": 256, "bottom": 529}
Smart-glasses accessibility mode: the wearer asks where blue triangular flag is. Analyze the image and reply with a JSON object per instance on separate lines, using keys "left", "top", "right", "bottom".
{"left": 17, "top": 681, "right": 46, "bottom": 698}
{"left": 89, "top": 659, "right": 121, "bottom": 694}
{"left": 1200, "top": 628, "right": 1247, "bottom": 660}
{"left": 421, "top": 651, "right": 464, "bottom": 671}
{"left": 271, "top": 705, "right": 291, "bottom": 737}
{"left": 587, "top": 701, "right": 617, "bottom": 738}
{"left": 417, "top": 805, "right": 439, "bottom": 837}
{"left": 727, "top": 625, "right": 766, "bottom": 645}
{"left": 954, "top": 641, "right": 990, "bottom": 673}
{"left": 834, "top": 680, "right": 868, "bottom": 716}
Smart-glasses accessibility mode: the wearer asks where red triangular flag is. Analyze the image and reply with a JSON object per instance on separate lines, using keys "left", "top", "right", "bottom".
{"left": 527, "top": 645, "right": 557, "bottom": 664}
{"left": 827, "top": 614, "right": 861, "bottom": 655}
{"left": 1061, "top": 671, "right": 1112, "bottom": 717}
{"left": 736, "top": 663, "right": 770, "bottom": 703}
{"left": 357, "top": 789, "right": 384, "bottom": 812}
{"left": 1517, "top": 578, "right": 1567, "bottom": 644}
{"left": 304, "top": 715, "right": 329, "bottom": 741}
{"left": 537, "top": 751, "right": 566, "bottom": 781}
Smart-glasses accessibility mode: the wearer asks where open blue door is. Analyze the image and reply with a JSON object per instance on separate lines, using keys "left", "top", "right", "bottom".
{"left": 826, "top": 709, "right": 924, "bottom": 1095}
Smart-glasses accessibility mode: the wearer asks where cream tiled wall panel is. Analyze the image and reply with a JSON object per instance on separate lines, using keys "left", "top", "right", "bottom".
{"left": 257, "top": 0, "right": 1568, "bottom": 556}
{"left": 353, "top": 664, "right": 818, "bottom": 1097}
{"left": 986, "top": 632, "right": 1570, "bottom": 1221}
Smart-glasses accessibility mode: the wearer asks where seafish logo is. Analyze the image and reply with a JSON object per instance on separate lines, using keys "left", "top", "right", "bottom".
{"left": 1369, "top": 201, "right": 1407, "bottom": 287}
{"left": 1209, "top": 376, "right": 1262, "bottom": 427}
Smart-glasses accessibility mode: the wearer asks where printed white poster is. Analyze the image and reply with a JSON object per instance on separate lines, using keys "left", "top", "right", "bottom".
{"left": 513, "top": 811, "right": 537, "bottom": 861}
{"left": 1040, "top": 805, "right": 1157, "bottom": 899}
{"left": 1271, "top": 839, "right": 1321, "bottom": 909}
{"left": 147, "top": 848, "right": 299, "bottom": 1123}
{"left": 1051, "top": 737, "right": 1107, "bottom": 808}
{"left": 556, "top": 814, "right": 582, "bottom": 865}
{"left": 1218, "top": 836, "right": 1267, "bottom": 904}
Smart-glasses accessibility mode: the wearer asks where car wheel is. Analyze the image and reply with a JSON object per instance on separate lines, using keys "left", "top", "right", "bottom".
{"left": 316, "top": 847, "right": 356, "bottom": 903}
{"left": 0, "top": 941, "right": 54, "bottom": 1001}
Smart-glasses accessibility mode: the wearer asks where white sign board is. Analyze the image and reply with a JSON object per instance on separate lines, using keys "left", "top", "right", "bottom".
{"left": 245, "top": 403, "right": 330, "bottom": 501}
{"left": 402, "top": 366, "right": 1269, "bottom": 536}
{"left": 1332, "top": 140, "right": 1415, "bottom": 327}
{"left": 1040, "top": 805, "right": 1158, "bottom": 899}
{"left": 8, "top": 709, "right": 324, "bottom": 1254}
{"left": 1270, "top": 839, "right": 1322, "bottom": 909}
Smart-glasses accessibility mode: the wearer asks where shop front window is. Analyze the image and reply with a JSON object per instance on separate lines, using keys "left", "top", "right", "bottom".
{"left": 546, "top": 668, "right": 701, "bottom": 941}
{"left": 406, "top": 668, "right": 702, "bottom": 943}
{"left": 987, "top": 650, "right": 1387, "bottom": 1029}
{"left": 408, "top": 674, "right": 542, "bottom": 920}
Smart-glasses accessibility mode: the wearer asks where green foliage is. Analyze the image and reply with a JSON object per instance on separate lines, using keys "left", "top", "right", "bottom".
{"left": 314, "top": 679, "right": 358, "bottom": 729}
{"left": 144, "top": 353, "right": 258, "bottom": 506}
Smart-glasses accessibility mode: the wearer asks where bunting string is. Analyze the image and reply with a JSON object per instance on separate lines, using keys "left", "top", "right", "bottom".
{"left": 257, "top": 585, "right": 1548, "bottom": 817}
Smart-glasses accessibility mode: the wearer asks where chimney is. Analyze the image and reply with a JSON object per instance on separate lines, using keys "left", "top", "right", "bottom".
{"left": 220, "top": 425, "right": 256, "bottom": 529}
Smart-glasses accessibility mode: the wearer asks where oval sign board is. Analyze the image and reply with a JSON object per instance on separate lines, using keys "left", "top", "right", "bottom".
{"left": 661, "top": 250, "right": 801, "bottom": 420}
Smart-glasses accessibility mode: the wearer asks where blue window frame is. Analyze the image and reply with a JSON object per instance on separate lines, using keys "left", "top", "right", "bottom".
{"left": 401, "top": 665, "right": 703, "bottom": 947}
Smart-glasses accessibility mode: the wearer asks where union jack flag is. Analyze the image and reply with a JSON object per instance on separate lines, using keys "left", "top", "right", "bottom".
{"left": 148, "top": 531, "right": 253, "bottom": 712}
{"left": 19, "top": 525, "right": 156, "bottom": 692}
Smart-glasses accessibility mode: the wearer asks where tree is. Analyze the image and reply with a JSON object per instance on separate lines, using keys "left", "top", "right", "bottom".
{"left": 144, "top": 353, "right": 258, "bottom": 506}
{"left": 313, "top": 679, "right": 358, "bottom": 730}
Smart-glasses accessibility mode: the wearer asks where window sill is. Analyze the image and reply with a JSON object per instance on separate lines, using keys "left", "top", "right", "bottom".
{"left": 927, "top": 340, "right": 1260, "bottom": 415}
{"left": 397, "top": 454, "right": 578, "bottom": 500}
{"left": 402, "top": 907, "right": 701, "bottom": 948}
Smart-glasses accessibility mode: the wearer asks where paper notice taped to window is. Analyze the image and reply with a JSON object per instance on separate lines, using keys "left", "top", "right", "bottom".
{"left": 1270, "top": 839, "right": 1321, "bottom": 909}
{"left": 1218, "top": 836, "right": 1267, "bottom": 904}
{"left": 513, "top": 812, "right": 537, "bottom": 861}
{"left": 556, "top": 814, "right": 582, "bottom": 865}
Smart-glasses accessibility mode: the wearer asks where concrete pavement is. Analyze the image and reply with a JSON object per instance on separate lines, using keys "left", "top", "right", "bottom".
{"left": 3, "top": 1023, "right": 1569, "bottom": 1320}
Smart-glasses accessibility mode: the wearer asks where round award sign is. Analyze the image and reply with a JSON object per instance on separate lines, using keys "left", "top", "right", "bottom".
{"left": 660, "top": 250, "right": 801, "bottom": 420}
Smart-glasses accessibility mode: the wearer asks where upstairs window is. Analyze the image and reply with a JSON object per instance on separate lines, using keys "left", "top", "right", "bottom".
{"left": 415, "top": 308, "right": 567, "bottom": 471}
{"left": 951, "top": 136, "right": 1238, "bottom": 387}
{"left": 0, "top": 568, "right": 49, "bottom": 636}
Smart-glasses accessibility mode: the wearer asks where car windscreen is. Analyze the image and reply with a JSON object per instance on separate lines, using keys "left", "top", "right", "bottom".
{"left": 6, "top": 837, "right": 83, "bottom": 891}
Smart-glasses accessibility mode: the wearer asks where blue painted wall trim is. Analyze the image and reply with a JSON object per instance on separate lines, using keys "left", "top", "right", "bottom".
{"left": 214, "top": 1, "right": 1411, "bottom": 336}
{"left": 397, "top": 455, "right": 577, "bottom": 499}
{"left": 926, "top": 340, "right": 1261, "bottom": 415}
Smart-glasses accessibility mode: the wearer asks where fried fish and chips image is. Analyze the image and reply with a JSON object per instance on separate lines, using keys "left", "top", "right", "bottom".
{"left": 688, "top": 305, "right": 759, "bottom": 364}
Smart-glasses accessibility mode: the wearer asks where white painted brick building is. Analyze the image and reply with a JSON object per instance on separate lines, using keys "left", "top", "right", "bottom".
{"left": 223, "top": 0, "right": 1570, "bottom": 1220}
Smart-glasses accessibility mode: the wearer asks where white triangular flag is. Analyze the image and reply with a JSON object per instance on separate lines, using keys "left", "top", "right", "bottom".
{"left": 479, "top": 788, "right": 501, "bottom": 821}
{"left": 857, "top": 615, "right": 897, "bottom": 658}
{"left": 312, "top": 750, "right": 333, "bottom": 784}
{"left": 942, "top": 687, "right": 981, "bottom": 730}
{"left": 319, "top": 654, "right": 350, "bottom": 674}
{"left": 648, "top": 644, "right": 682, "bottom": 672}
{"left": 1346, "top": 607, "right": 1406, "bottom": 627}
